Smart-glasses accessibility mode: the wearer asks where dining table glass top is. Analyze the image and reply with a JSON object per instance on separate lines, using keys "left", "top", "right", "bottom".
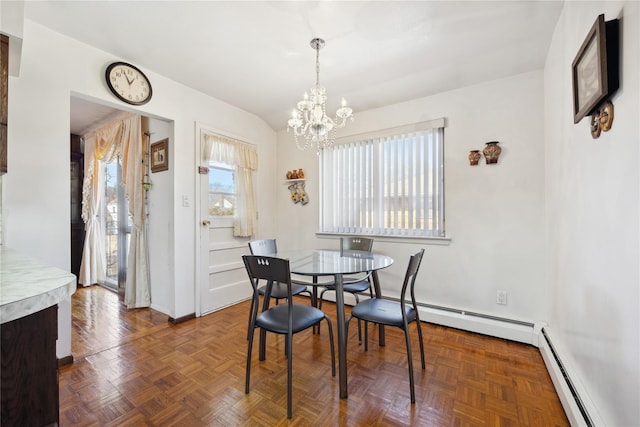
{"left": 275, "top": 249, "right": 394, "bottom": 276}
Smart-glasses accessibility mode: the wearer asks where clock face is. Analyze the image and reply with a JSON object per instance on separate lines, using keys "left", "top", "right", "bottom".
{"left": 105, "top": 62, "right": 153, "bottom": 105}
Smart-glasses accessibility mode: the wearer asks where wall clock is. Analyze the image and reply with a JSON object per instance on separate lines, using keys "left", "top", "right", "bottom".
{"left": 105, "top": 62, "right": 153, "bottom": 105}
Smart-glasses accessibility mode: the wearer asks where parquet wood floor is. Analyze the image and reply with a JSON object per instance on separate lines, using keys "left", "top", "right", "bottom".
{"left": 60, "top": 285, "right": 569, "bottom": 426}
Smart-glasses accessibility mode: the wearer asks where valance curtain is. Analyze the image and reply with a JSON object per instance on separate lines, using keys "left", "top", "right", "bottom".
{"left": 79, "top": 114, "right": 151, "bottom": 309}
{"left": 202, "top": 132, "right": 258, "bottom": 237}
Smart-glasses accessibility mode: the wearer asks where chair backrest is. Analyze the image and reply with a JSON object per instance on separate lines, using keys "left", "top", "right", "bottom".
{"left": 400, "top": 249, "right": 425, "bottom": 302}
{"left": 340, "top": 237, "right": 374, "bottom": 252}
{"left": 242, "top": 255, "right": 291, "bottom": 293}
{"left": 248, "top": 239, "right": 278, "bottom": 256}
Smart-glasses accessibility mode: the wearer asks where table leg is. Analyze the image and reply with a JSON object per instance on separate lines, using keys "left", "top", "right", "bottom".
{"left": 334, "top": 273, "right": 348, "bottom": 398}
{"left": 371, "top": 271, "right": 385, "bottom": 346}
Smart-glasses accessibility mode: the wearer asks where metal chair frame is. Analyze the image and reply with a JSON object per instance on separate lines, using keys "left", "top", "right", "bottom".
{"left": 243, "top": 255, "right": 336, "bottom": 419}
{"left": 346, "top": 249, "right": 425, "bottom": 402}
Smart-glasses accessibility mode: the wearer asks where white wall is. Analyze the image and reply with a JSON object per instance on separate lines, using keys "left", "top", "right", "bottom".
{"left": 145, "top": 117, "right": 173, "bottom": 315}
{"left": 544, "top": 2, "right": 639, "bottom": 425}
{"left": 276, "top": 70, "right": 548, "bottom": 324}
{"left": 3, "top": 20, "right": 277, "bottom": 357}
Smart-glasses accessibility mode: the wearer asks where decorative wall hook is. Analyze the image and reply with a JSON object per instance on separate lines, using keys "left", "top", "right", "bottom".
{"left": 590, "top": 100, "right": 614, "bottom": 139}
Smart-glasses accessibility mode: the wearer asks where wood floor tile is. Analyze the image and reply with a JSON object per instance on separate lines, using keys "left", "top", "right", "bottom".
{"left": 60, "top": 285, "right": 570, "bottom": 426}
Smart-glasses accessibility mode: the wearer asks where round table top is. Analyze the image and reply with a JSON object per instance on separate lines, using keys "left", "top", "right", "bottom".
{"left": 276, "top": 249, "right": 394, "bottom": 276}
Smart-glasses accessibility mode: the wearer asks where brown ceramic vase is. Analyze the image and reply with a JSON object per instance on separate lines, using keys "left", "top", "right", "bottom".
{"left": 483, "top": 141, "right": 502, "bottom": 164}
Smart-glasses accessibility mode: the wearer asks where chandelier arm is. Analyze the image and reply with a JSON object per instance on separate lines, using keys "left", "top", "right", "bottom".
{"left": 334, "top": 116, "right": 347, "bottom": 128}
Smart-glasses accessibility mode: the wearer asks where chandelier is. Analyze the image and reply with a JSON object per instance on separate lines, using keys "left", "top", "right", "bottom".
{"left": 287, "top": 38, "right": 353, "bottom": 152}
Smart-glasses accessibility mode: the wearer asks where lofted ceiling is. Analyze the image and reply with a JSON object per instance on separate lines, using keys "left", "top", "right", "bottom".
{"left": 24, "top": 1, "right": 564, "bottom": 134}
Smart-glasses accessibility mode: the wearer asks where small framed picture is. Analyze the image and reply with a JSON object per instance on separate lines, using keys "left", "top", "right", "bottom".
{"left": 150, "top": 138, "right": 169, "bottom": 173}
{"left": 571, "top": 14, "right": 618, "bottom": 124}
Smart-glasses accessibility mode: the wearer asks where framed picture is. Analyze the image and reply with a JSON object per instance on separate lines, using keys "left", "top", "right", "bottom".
{"left": 571, "top": 14, "right": 619, "bottom": 124}
{"left": 150, "top": 138, "right": 169, "bottom": 173}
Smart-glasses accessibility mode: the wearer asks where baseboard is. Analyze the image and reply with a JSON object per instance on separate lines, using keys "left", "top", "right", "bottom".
{"left": 168, "top": 313, "right": 196, "bottom": 325}
{"left": 538, "top": 327, "right": 603, "bottom": 427}
{"left": 57, "top": 355, "right": 74, "bottom": 367}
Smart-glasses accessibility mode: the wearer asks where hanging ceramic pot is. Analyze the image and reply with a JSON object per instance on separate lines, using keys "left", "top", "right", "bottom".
{"left": 468, "top": 150, "right": 481, "bottom": 166}
{"left": 483, "top": 141, "right": 502, "bottom": 164}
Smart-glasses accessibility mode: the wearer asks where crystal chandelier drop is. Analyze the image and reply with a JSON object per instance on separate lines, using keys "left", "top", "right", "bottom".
{"left": 287, "top": 38, "right": 353, "bottom": 153}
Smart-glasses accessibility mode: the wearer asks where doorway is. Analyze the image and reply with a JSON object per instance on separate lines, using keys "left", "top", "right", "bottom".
{"left": 69, "top": 97, "right": 131, "bottom": 296}
{"left": 102, "top": 158, "right": 130, "bottom": 294}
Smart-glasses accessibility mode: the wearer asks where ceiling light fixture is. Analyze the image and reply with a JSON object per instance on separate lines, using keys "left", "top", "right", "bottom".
{"left": 287, "top": 38, "right": 353, "bottom": 153}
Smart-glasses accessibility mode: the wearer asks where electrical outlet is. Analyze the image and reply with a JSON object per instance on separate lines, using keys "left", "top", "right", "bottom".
{"left": 497, "top": 290, "right": 508, "bottom": 305}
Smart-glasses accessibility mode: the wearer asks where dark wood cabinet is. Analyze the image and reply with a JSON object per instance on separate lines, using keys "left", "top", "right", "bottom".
{"left": 1, "top": 305, "right": 59, "bottom": 426}
{"left": 1, "top": 33, "right": 8, "bottom": 174}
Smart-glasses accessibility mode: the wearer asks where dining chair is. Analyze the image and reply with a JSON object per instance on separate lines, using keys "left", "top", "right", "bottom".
{"left": 247, "top": 239, "right": 313, "bottom": 337}
{"left": 243, "top": 255, "right": 336, "bottom": 419}
{"left": 346, "top": 248, "right": 425, "bottom": 403}
{"left": 317, "top": 237, "right": 375, "bottom": 343}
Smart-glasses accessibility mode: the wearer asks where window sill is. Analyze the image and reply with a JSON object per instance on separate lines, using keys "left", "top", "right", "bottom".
{"left": 315, "top": 232, "right": 451, "bottom": 246}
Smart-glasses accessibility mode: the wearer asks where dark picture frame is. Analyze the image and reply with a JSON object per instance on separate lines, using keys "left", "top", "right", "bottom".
{"left": 150, "top": 138, "right": 169, "bottom": 173}
{"left": 571, "top": 14, "right": 619, "bottom": 124}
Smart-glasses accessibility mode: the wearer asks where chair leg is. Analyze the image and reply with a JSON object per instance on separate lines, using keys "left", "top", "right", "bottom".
{"left": 317, "top": 288, "right": 328, "bottom": 335}
{"left": 247, "top": 297, "right": 255, "bottom": 340}
{"left": 245, "top": 324, "right": 257, "bottom": 394}
{"left": 415, "top": 319, "right": 426, "bottom": 369}
{"left": 364, "top": 320, "right": 369, "bottom": 351}
{"left": 324, "top": 316, "right": 336, "bottom": 377}
{"left": 403, "top": 326, "right": 416, "bottom": 403}
{"left": 259, "top": 328, "right": 267, "bottom": 361}
{"left": 312, "top": 287, "right": 319, "bottom": 334}
{"left": 354, "top": 294, "right": 362, "bottom": 345}
{"left": 286, "top": 331, "right": 293, "bottom": 419}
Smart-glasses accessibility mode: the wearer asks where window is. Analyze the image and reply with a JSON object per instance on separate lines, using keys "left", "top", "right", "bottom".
{"left": 320, "top": 120, "right": 445, "bottom": 238}
{"left": 201, "top": 130, "right": 258, "bottom": 237}
{"left": 207, "top": 163, "right": 236, "bottom": 217}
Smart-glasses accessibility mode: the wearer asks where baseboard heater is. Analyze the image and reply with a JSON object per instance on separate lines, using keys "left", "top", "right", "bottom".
{"left": 409, "top": 299, "right": 539, "bottom": 346}
{"left": 540, "top": 327, "right": 597, "bottom": 427}
{"left": 326, "top": 293, "right": 541, "bottom": 345}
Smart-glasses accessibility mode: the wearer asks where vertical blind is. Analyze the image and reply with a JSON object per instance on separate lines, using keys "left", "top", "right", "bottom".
{"left": 320, "top": 122, "right": 444, "bottom": 237}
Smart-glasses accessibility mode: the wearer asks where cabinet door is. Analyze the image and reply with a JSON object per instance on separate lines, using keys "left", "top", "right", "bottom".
{"left": 1, "top": 305, "right": 59, "bottom": 426}
{"left": 1, "top": 34, "right": 8, "bottom": 174}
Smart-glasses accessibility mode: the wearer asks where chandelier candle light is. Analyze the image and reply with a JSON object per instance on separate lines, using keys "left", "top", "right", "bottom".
{"left": 288, "top": 38, "right": 354, "bottom": 153}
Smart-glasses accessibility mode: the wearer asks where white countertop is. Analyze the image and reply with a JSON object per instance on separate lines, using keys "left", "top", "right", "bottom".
{"left": 0, "top": 246, "right": 76, "bottom": 324}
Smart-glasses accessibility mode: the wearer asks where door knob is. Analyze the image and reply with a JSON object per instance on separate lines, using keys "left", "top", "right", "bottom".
{"left": 202, "top": 220, "right": 211, "bottom": 226}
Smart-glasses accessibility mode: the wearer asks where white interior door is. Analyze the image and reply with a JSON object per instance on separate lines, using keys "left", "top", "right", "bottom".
{"left": 198, "top": 163, "right": 251, "bottom": 316}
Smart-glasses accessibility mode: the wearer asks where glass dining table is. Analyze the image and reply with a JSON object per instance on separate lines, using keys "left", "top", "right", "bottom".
{"left": 276, "top": 249, "right": 394, "bottom": 399}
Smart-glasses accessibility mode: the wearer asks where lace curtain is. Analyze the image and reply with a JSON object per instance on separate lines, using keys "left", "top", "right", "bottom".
{"left": 79, "top": 114, "right": 151, "bottom": 308}
{"left": 202, "top": 132, "right": 258, "bottom": 237}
